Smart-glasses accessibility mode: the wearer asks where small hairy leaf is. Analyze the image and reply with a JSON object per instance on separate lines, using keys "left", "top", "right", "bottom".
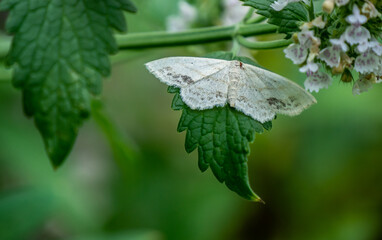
{"left": 242, "top": 0, "right": 308, "bottom": 33}
{"left": 169, "top": 52, "right": 272, "bottom": 201}
{"left": 0, "top": 0, "right": 136, "bottom": 167}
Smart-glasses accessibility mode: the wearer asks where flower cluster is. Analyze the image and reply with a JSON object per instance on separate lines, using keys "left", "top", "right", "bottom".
{"left": 281, "top": 0, "right": 382, "bottom": 95}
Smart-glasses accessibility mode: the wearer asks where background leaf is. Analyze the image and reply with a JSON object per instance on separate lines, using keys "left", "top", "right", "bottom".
{"left": 65, "top": 231, "right": 163, "bottom": 240}
{"left": 0, "top": 189, "right": 58, "bottom": 240}
{"left": 169, "top": 52, "right": 272, "bottom": 201}
{"left": 0, "top": 0, "right": 136, "bottom": 167}
{"left": 242, "top": 0, "right": 308, "bottom": 33}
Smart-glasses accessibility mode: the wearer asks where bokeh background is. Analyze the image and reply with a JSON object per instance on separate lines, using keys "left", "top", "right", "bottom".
{"left": 1, "top": 0, "right": 382, "bottom": 239}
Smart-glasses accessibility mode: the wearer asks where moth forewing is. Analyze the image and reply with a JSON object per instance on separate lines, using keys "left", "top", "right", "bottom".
{"left": 230, "top": 63, "right": 317, "bottom": 122}
{"left": 180, "top": 66, "right": 230, "bottom": 110}
{"left": 145, "top": 57, "right": 230, "bottom": 88}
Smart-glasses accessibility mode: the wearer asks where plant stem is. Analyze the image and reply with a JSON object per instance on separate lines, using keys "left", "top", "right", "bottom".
{"left": 0, "top": 24, "right": 278, "bottom": 59}
{"left": 0, "top": 23, "right": 280, "bottom": 82}
{"left": 116, "top": 24, "right": 278, "bottom": 49}
{"left": 246, "top": 15, "right": 266, "bottom": 24}
{"left": 307, "top": 0, "right": 315, "bottom": 21}
{"left": 243, "top": 8, "right": 255, "bottom": 23}
{"left": 231, "top": 39, "right": 241, "bottom": 58}
{"left": 237, "top": 36, "right": 292, "bottom": 50}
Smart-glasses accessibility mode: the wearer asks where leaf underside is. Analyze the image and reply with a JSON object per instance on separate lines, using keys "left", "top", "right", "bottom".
{"left": 169, "top": 52, "right": 272, "bottom": 201}
{"left": 242, "top": 0, "right": 308, "bottom": 33}
{"left": 0, "top": 0, "right": 136, "bottom": 167}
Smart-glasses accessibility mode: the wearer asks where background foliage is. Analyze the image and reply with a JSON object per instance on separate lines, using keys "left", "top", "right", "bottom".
{"left": 1, "top": 0, "right": 382, "bottom": 240}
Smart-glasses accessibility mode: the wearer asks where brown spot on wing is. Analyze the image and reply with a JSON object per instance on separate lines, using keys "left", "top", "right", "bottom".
{"left": 162, "top": 67, "right": 194, "bottom": 84}
{"left": 267, "top": 97, "right": 286, "bottom": 109}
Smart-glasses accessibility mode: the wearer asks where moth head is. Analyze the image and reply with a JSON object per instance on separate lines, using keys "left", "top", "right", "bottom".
{"left": 232, "top": 60, "right": 244, "bottom": 69}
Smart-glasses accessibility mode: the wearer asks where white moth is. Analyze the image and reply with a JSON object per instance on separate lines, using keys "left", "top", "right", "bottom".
{"left": 145, "top": 57, "right": 317, "bottom": 123}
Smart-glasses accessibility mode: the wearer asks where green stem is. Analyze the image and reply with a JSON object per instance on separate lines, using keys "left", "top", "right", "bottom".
{"left": 307, "top": 0, "right": 315, "bottom": 21}
{"left": 231, "top": 39, "right": 241, "bottom": 58}
{"left": 246, "top": 15, "right": 266, "bottom": 24}
{"left": 116, "top": 24, "right": 278, "bottom": 49}
{"left": 0, "top": 24, "right": 278, "bottom": 59}
{"left": 237, "top": 36, "right": 292, "bottom": 50}
{"left": 0, "top": 23, "right": 280, "bottom": 81}
{"left": 243, "top": 8, "right": 255, "bottom": 23}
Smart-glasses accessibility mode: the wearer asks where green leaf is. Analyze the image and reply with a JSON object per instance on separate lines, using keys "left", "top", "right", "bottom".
{"left": 65, "top": 231, "right": 162, "bottom": 240}
{"left": 0, "top": 189, "right": 57, "bottom": 240}
{"left": 169, "top": 52, "right": 272, "bottom": 201}
{"left": 0, "top": 0, "right": 136, "bottom": 167}
{"left": 242, "top": 0, "right": 308, "bottom": 33}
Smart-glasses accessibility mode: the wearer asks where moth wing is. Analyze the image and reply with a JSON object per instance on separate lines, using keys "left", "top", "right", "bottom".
{"left": 180, "top": 66, "right": 230, "bottom": 110}
{"left": 231, "top": 63, "right": 317, "bottom": 123}
{"left": 145, "top": 57, "right": 230, "bottom": 88}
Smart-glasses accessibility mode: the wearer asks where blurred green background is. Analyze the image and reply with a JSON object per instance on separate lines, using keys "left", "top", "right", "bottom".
{"left": 1, "top": 0, "right": 382, "bottom": 239}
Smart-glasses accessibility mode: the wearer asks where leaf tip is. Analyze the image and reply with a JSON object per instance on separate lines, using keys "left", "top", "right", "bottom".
{"left": 47, "top": 148, "right": 69, "bottom": 169}
{"left": 251, "top": 195, "right": 266, "bottom": 204}
{"left": 42, "top": 132, "right": 77, "bottom": 168}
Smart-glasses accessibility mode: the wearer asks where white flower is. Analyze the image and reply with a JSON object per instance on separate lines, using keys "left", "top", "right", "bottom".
{"left": 330, "top": 36, "right": 349, "bottom": 52}
{"left": 346, "top": 5, "right": 367, "bottom": 25}
{"left": 357, "top": 41, "right": 370, "bottom": 53}
{"left": 166, "top": 16, "right": 188, "bottom": 32}
{"left": 318, "top": 47, "right": 341, "bottom": 67}
{"left": 318, "top": 36, "right": 348, "bottom": 67}
{"left": 179, "top": 1, "right": 197, "bottom": 22}
{"left": 284, "top": 28, "right": 321, "bottom": 65}
{"left": 304, "top": 70, "right": 332, "bottom": 92}
{"left": 222, "top": 0, "right": 250, "bottom": 26}
{"left": 271, "top": 0, "right": 309, "bottom": 11}
{"left": 284, "top": 43, "right": 308, "bottom": 64}
{"left": 166, "top": 1, "right": 197, "bottom": 32}
{"left": 298, "top": 29, "right": 320, "bottom": 49}
{"left": 300, "top": 53, "right": 319, "bottom": 73}
{"left": 369, "top": 39, "right": 382, "bottom": 56}
{"left": 300, "top": 61, "right": 319, "bottom": 73}
{"left": 357, "top": 38, "right": 382, "bottom": 54}
{"left": 354, "top": 50, "right": 380, "bottom": 74}
{"left": 335, "top": 0, "right": 350, "bottom": 7}
{"left": 344, "top": 26, "right": 371, "bottom": 45}
{"left": 343, "top": 5, "right": 371, "bottom": 45}
{"left": 352, "top": 74, "right": 376, "bottom": 95}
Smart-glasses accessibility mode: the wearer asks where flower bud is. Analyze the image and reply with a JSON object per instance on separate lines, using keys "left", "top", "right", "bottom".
{"left": 340, "top": 53, "right": 353, "bottom": 68}
{"left": 332, "top": 64, "right": 344, "bottom": 75}
{"left": 340, "top": 68, "right": 353, "bottom": 83}
{"left": 312, "top": 16, "right": 326, "bottom": 29}
{"left": 352, "top": 73, "right": 376, "bottom": 95}
{"left": 323, "top": 0, "right": 335, "bottom": 13}
{"left": 362, "top": 1, "right": 381, "bottom": 19}
{"left": 292, "top": 33, "right": 299, "bottom": 44}
{"left": 310, "top": 38, "right": 321, "bottom": 54}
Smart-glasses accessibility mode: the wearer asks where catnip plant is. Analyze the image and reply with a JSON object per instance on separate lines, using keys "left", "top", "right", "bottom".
{"left": 0, "top": 0, "right": 381, "bottom": 202}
